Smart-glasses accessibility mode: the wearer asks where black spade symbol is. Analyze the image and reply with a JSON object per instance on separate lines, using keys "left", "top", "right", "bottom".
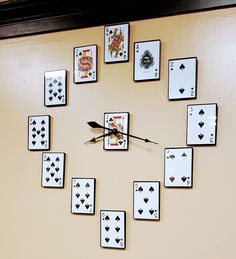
{"left": 182, "top": 153, "right": 187, "bottom": 158}
{"left": 37, "top": 130, "right": 41, "bottom": 135}
{"left": 199, "top": 109, "right": 205, "bottom": 116}
{"left": 179, "top": 64, "right": 185, "bottom": 70}
{"left": 58, "top": 88, "right": 62, "bottom": 93}
{"left": 149, "top": 186, "right": 154, "bottom": 192}
{"left": 149, "top": 209, "right": 154, "bottom": 215}
{"left": 55, "top": 167, "right": 60, "bottom": 172}
{"left": 85, "top": 183, "right": 90, "bottom": 188}
{"left": 105, "top": 226, "right": 110, "bottom": 231}
{"left": 179, "top": 88, "right": 185, "bottom": 94}
{"left": 46, "top": 167, "right": 50, "bottom": 172}
{"left": 41, "top": 140, "right": 45, "bottom": 145}
{"left": 170, "top": 176, "right": 175, "bottom": 182}
{"left": 49, "top": 89, "right": 53, "bottom": 94}
{"left": 115, "top": 238, "right": 120, "bottom": 244}
{"left": 119, "top": 52, "right": 123, "bottom": 56}
{"left": 49, "top": 83, "right": 53, "bottom": 87}
{"left": 138, "top": 186, "right": 143, "bottom": 192}
{"left": 55, "top": 178, "right": 59, "bottom": 182}
{"left": 53, "top": 79, "right": 57, "bottom": 84}
{"left": 198, "top": 133, "right": 204, "bottom": 140}
{"left": 198, "top": 121, "right": 204, "bottom": 128}
{"left": 138, "top": 209, "right": 143, "bottom": 214}
{"left": 79, "top": 51, "right": 82, "bottom": 56}
{"left": 76, "top": 193, "right": 80, "bottom": 198}
{"left": 58, "top": 82, "right": 62, "bottom": 86}
{"left": 32, "top": 120, "right": 36, "bottom": 125}
{"left": 181, "top": 176, "right": 187, "bottom": 182}
{"left": 46, "top": 177, "right": 50, "bottom": 182}
{"left": 85, "top": 193, "right": 90, "bottom": 199}
{"left": 80, "top": 198, "right": 85, "bottom": 204}
{"left": 170, "top": 154, "right": 175, "bottom": 159}
{"left": 105, "top": 237, "right": 110, "bottom": 243}
{"left": 50, "top": 173, "right": 55, "bottom": 177}
{"left": 58, "top": 95, "right": 62, "bottom": 100}
{"left": 41, "top": 120, "right": 45, "bottom": 125}
{"left": 46, "top": 157, "right": 50, "bottom": 162}
{"left": 115, "top": 227, "right": 120, "bottom": 232}
{"left": 32, "top": 134, "right": 36, "bottom": 138}
{"left": 89, "top": 72, "right": 92, "bottom": 76}
{"left": 109, "top": 30, "right": 113, "bottom": 34}
{"left": 119, "top": 140, "right": 123, "bottom": 145}
{"left": 85, "top": 204, "right": 90, "bottom": 209}
{"left": 32, "top": 140, "right": 36, "bottom": 145}
{"left": 105, "top": 215, "right": 110, "bottom": 221}
{"left": 49, "top": 97, "right": 53, "bottom": 101}
{"left": 144, "top": 197, "right": 149, "bottom": 203}
{"left": 53, "top": 92, "right": 57, "bottom": 97}
{"left": 32, "top": 127, "right": 36, "bottom": 132}
{"left": 51, "top": 162, "right": 55, "bottom": 167}
{"left": 75, "top": 204, "right": 80, "bottom": 209}
{"left": 41, "top": 133, "right": 45, "bottom": 138}
{"left": 41, "top": 127, "right": 45, "bottom": 132}
{"left": 56, "top": 157, "right": 60, "bottom": 162}
{"left": 109, "top": 117, "right": 113, "bottom": 122}
{"left": 115, "top": 216, "right": 120, "bottom": 221}
{"left": 76, "top": 183, "right": 80, "bottom": 188}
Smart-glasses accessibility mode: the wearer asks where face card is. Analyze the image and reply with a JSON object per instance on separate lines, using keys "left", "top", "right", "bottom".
{"left": 28, "top": 115, "right": 50, "bottom": 150}
{"left": 134, "top": 40, "right": 161, "bottom": 81}
{"left": 71, "top": 178, "right": 96, "bottom": 215}
{"left": 187, "top": 103, "right": 218, "bottom": 145}
{"left": 100, "top": 210, "right": 126, "bottom": 249}
{"left": 41, "top": 152, "right": 65, "bottom": 188}
{"left": 104, "top": 23, "right": 129, "bottom": 63}
{"left": 133, "top": 181, "right": 160, "bottom": 220}
{"left": 164, "top": 148, "right": 193, "bottom": 188}
{"left": 168, "top": 57, "right": 197, "bottom": 100}
{"left": 44, "top": 69, "right": 67, "bottom": 106}
{"left": 103, "top": 112, "right": 129, "bottom": 151}
{"left": 74, "top": 44, "right": 97, "bottom": 84}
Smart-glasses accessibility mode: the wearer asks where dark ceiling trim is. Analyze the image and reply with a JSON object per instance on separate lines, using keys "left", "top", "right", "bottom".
{"left": 0, "top": 0, "right": 236, "bottom": 39}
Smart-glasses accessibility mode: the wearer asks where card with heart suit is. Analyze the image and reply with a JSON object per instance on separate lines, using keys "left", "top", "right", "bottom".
{"left": 71, "top": 178, "right": 96, "bottom": 215}
{"left": 41, "top": 152, "right": 65, "bottom": 188}
{"left": 168, "top": 57, "right": 197, "bottom": 100}
{"left": 187, "top": 103, "right": 218, "bottom": 145}
{"left": 28, "top": 115, "right": 50, "bottom": 151}
{"left": 133, "top": 181, "right": 160, "bottom": 220}
{"left": 100, "top": 210, "right": 126, "bottom": 249}
{"left": 164, "top": 148, "right": 193, "bottom": 188}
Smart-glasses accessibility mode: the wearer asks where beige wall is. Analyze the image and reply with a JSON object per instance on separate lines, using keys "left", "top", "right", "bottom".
{"left": 0, "top": 7, "right": 236, "bottom": 259}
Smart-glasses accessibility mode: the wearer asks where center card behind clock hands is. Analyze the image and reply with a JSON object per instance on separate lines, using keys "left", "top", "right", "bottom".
{"left": 85, "top": 121, "right": 158, "bottom": 145}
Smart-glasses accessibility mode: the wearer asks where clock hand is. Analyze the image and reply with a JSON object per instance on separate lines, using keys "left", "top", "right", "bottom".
{"left": 85, "top": 132, "right": 113, "bottom": 144}
{"left": 87, "top": 121, "right": 158, "bottom": 145}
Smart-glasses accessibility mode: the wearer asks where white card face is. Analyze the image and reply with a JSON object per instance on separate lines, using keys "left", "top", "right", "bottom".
{"left": 133, "top": 181, "right": 160, "bottom": 220}
{"left": 187, "top": 103, "right": 217, "bottom": 145}
{"left": 28, "top": 115, "right": 50, "bottom": 150}
{"left": 44, "top": 70, "right": 67, "bottom": 106}
{"left": 104, "top": 23, "right": 129, "bottom": 63}
{"left": 164, "top": 148, "right": 193, "bottom": 187}
{"left": 100, "top": 210, "right": 126, "bottom": 249}
{"left": 134, "top": 40, "right": 160, "bottom": 81}
{"left": 168, "top": 57, "right": 197, "bottom": 100}
{"left": 71, "top": 178, "right": 96, "bottom": 215}
{"left": 104, "top": 112, "right": 129, "bottom": 150}
{"left": 41, "top": 152, "right": 65, "bottom": 188}
{"left": 74, "top": 45, "right": 97, "bottom": 83}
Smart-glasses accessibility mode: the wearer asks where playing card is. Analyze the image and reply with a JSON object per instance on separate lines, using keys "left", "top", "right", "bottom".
{"left": 74, "top": 45, "right": 97, "bottom": 84}
{"left": 187, "top": 103, "right": 218, "bottom": 145}
{"left": 100, "top": 210, "right": 126, "bottom": 249}
{"left": 168, "top": 57, "right": 197, "bottom": 100}
{"left": 71, "top": 178, "right": 96, "bottom": 215}
{"left": 164, "top": 148, "right": 193, "bottom": 188}
{"left": 104, "top": 23, "right": 129, "bottom": 63}
{"left": 104, "top": 112, "right": 129, "bottom": 150}
{"left": 134, "top": 40, "right": 161, "bottom": 81}
{"left": 41, "top": 152, "right": 65, "bottom": 188}
{"left": 44, "top": 69, "right": 67, "bottom": 106}
{"left": 28, "top": 115, "right": 50, "bottom": 150}
{"left": 133, "top": 181, "right": 160, "bottom": 220}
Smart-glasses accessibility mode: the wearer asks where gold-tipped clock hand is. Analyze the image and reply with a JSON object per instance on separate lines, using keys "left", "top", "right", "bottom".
{"left": 85, "top": 132, "right": 113, "bottom": 144}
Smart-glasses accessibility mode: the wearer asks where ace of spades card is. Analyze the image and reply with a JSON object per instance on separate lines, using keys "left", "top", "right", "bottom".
{"left": 133, "top": 181, "right": 160, "bottom": 220}
{"left": 28, "top": 115, "right": 50, "bottom": 150}
{"left": 164, "top": 148, "right": 193, "bottom": 188}
{"left": 104, "top": 23, "right": 129, "bottom": 63}
{"left": 134, "top": 40, "right": 161, "bottom": 81}
{"left": 100, "top": 210, "right": 126, "bottom": 249}
{"left": 187, "top": 103, "right": 218, "bottom": 145}
{"left": 44, "top": 69, "right": 67, "bottom": 106}
{"left": 71, "top": 178, "right": 96, "bottom": 215}
{"left": 103, "top": 112, "right": 129, "bottom": 151}
{"left": 168, "top": 57, "right": 197, "bottom": 100}
{"left": 73, "top": 44, "right": 97, "bottom": 84}
{"left": 41, "top": 152, "right": 65, "bottom": 188}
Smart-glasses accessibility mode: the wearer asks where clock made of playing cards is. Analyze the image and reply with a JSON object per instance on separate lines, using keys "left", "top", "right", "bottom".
{"left": 27, "top": 22, "right": 218, "bottom": 250}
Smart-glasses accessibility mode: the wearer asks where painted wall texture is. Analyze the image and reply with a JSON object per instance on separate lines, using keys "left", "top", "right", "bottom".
{"left": 0, "top": 7, "right": 236, "bottom": 259}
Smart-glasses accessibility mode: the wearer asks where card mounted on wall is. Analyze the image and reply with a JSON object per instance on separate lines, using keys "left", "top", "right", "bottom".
{"left": 168, "top": 57, "right": 197, "bottom": 100}
{"left": 44, "top": 69, "right": 67, "bottom": 106}
{"left": 164, "top": 147, "right": 193, "bottom": 188}
{"left": 103, "top": 112, "right": 129, "bottom": 151}
{"left": 28, "top": 115, "right": 50, "bottom": 151}
{"left": 187, "top": 103, "right": 218, "bottom": 146}
{"left": 73, "top": 44, "right": 98, "bottom": 84}
{"left": 100, "top": 210, "right": 126, "bottom": 249}
{"left": 41, "top": 152, "right": 65, "bottom": 188}
{"left": 104, "top": 23, "right": 129, "bottom": 63}
{"left": 134, "top": 39, "right": 161, "bottom": 81}
{"left": 71, "top": 178, "right": 96, "bottom": 215}
{"left": 133, "top": 181, "right": 160, "bottom": 220}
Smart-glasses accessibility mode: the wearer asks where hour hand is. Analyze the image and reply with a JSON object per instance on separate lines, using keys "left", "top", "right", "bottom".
{"left": 85, "top": 132, "right": 113, "bottom": 144}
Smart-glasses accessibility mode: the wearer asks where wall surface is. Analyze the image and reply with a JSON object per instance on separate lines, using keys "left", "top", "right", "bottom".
{"left": 0, "top": 7, "right": 236, "bottom": 259}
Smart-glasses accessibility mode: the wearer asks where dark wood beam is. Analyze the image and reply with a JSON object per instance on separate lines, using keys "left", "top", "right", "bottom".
{"left": 0, "top": 0, "right": 236, "bottom": 39}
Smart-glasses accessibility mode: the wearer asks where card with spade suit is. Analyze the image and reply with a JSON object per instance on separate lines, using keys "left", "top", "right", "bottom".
{"left": 44, "top": 69, "right": 67, "bottom": 106}
{"left": 41, "top": 152, "right": 65, "bottom": 188}
{"left": 100, "top": 210, "right": 126, "bottom": 249}
{"left": 134, "top": 39, "right": 161, "bottom": 81}
{"left": 168, "top": 57, "right": 197, "bottom": 100}
{"left": 28, "top": 115, "right": 50, "bottom": 151}
{"left": 104, "top": 112, "right": 129, "bottom": 151}
{"left": 71, "top": 178, "right": 96, "bottom": 215}
{"left": 133, "top": 181, "right": 160, "bottom": 220}
{"left": 104, "top": 23, "right": 129, "bottom": 63}
{"left": 164, "top": 148, "right": 193, "bottom": 188}
{"left": 73, "top": 44, "right": 97, "bottom": 84}
{"left": 187, "top": 103, "right": 218, "bottom": 146}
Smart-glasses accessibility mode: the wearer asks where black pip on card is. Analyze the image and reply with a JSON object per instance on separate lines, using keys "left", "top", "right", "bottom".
{"left": 187, "top": 103, "right": 218, "bottom": 146}
{"left": 100, "top": 210, "right": 126, "bottom": 249}
{"left": 168, "top": 57, "right": 197, "bottom": 100}
{"left": 164, "top": 148, "right": 193, "bottom": 188}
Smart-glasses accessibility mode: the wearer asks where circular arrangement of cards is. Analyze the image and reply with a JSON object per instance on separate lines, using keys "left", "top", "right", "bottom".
{"left": 27, "top": 22, "right": 218, "bottom": 250}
